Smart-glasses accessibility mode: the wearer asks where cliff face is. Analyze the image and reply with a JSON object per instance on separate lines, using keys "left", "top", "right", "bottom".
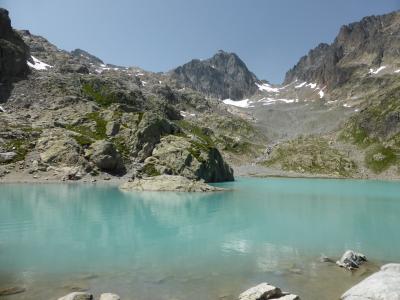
{"left": 284, "top": 11, "right": 400, "bottom": 87}
{"left": 0, "top": 8, "right": 30, "bottom": 100}
{"left": 171, "top": 50, "right": 259, "bottom": 100}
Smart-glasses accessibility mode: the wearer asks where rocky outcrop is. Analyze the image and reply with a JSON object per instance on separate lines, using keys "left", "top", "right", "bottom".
{"left": 238, "top": 283, "right": 300, "bottom": 300}
{"left": 130, "top": 113, "right": 180, "bottom": 161}
{"left": 336, "top": 250, "right": 367, "bottom": 270}
{"left": 341, "top": 263, "right": 400, "bottom": 300}
{"left": 0, "top": 8, "right": 30, "bottom": 100}
{"left": 171, "top": 50, "right": 259, "bottom": 100}
{"left": 284, "top": 11, "right": 400, "bottom": 87}
{"left": 144, "top": 135, "right": 234, "bottom": 182}
{"left": 87, "top": 140, "right": 125, "bottom": 175}
{"left": 36, "top": 129, "right": 84, "bottom": 166}
{"left": 120, "top": 175, "right": 224, "bottom": 192}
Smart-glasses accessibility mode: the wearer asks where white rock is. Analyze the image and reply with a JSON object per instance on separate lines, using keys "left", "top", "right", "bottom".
{"left": 341, "top": 263, "right": 400, "bottom": 300}
{"left": 0, "top": 152, "right": 17, "bottom": 163}
{"left": 336, "top": 250, "right": 367, "bottom": 270}
{"left": 279, "top": 295, "right": 300, "bottom": 300}
{"left": 99, "top": 293, "right": 120, "bottom": 300}
{"left": 58, "top": 292, "right": 93, "bottom": 300}
{"left": 238, "top": 283, "right": 282, "bottom": 300}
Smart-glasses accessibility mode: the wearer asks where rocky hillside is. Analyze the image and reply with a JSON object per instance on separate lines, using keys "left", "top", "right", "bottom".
{"left": 1, "top": 8, "right": 270, "bottom": 183}
{"left": 170, "top": 50, "right": 259, "bottom": 100}
{"left": 284, "top": 11, "right": 400, "bottom": 89}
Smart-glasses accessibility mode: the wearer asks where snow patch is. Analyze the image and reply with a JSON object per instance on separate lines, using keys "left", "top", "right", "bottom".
{"left": 369, "top": 66, "right": 386, "bottom": 75}
{"left": 223, "top": 99, "right": 254, "bottom": 108}
{"left": 180, "top": 111, "right": 196, "bottom": 118}
{"left": 306, "top": 83, "right": 317, "bottom": 89}
{"left": 295, "top": 82, "right": 307, "bottom": 89}
{"left": 319, "top": 90, "right": 325, "bottom": 99}
{"left": 395, "top": 70, "right": 400, "bottom": 74}
{"left": 135, "top": 73, "right": 144, "bottom": 76}
{"left": 343, "top": 103, "right": 351, "bottom": 108}
{"left": 27, "top": 56, "right": 52, "bottom": 70}
{"left": 256, "top": 83, "right": 280, "bottom": 93}
{"left": 259, "top": 97, "right": 296, "bottom": 105}
{"left": 0, "top": 106, "right": 5, "bottom": 113}
{"left": 141, "top": 81, "right": 147, "bottom": 86}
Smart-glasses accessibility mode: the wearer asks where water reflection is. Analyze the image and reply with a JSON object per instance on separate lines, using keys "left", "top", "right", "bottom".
{"left": 0, "top": 178, "right": 400, "bottom": 300}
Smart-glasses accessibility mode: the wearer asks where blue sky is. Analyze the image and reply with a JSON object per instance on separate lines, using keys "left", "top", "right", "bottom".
{"left": 3, "top": 0, "right": 399, "bottom": 83}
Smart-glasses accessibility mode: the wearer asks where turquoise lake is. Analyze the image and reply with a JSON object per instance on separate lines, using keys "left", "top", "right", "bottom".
{"left": 0, "top": 177, "right": 400, "bottom": 299}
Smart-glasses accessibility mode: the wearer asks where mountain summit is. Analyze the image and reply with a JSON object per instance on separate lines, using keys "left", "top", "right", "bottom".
{"left": 170, "top": 50, "right": 259, "bottom": 100}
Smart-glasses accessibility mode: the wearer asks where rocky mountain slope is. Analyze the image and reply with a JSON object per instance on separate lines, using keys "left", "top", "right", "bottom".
{"left": 284, "top": 11, "right": 400, "bottom": 88}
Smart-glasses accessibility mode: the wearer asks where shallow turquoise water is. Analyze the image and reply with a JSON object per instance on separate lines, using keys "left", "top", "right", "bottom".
{"left": 0, "top": 177, "right": 400, "bottom": 299}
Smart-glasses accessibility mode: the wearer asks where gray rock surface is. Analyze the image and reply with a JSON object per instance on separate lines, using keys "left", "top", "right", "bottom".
{"left": 120, "top": 175, "right": 224, "bottom": 192}
{"left": 0, "top": 151, "right": 16, "bottom": 163}
{"left": 238, "top": 283, "right": 300, "bottom": 300}
{"left": 341, "top": 263, "right": 400, "bottom": 300}
{"left": 58, "top": 292, "right": 93, "bottom": 300}
{"left": 336, "top": 250, "right": 367, "bottom": 270}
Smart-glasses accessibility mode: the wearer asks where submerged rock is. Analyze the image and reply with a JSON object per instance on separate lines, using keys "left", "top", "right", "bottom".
{"left": 120, "top": 175, "right": 225, "bottom": 192}
{"left": 99, "top": 293, "right": 120, "bottom": 300}
{"left": 238, "top": 283, "right": 300, "bottom": 300}
{"left": 0, "top": 286, "right": 26, "bottom": 296}
{"left": 341, "top": 263, "right": 400, "bottom": 300}
{"left": 58, "top": 292, "right": 93, "bottom": 300}
{"left": 336, "top": 250, "right": 367, "bottom": 270}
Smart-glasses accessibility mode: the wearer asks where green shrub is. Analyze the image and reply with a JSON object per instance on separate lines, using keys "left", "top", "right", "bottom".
{"left": 365, "top": 144, "right": 397, "bottom": 173}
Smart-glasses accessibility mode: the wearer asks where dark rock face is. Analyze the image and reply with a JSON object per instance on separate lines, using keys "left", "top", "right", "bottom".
{"left": 196, "top": 147, "right": 234, "bottom": 182}
{"left": 171, "top": 50, "right": 259, "bottom": 100}
{"left": 284, "top": 11, "right": 400, "bottom": 87}
{"left": 0, "top": 8, "right": 30, "bottom": 100}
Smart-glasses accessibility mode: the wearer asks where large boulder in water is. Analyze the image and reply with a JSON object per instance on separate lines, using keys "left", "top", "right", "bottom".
{"left": 336, "top": 250, "right": 367, "bottom": 270}
{"left": 238, "top": 282, "right": 300, "bottom": 300}
{"left": 341, "top": 263, "right": 400, "bottom": 300}
{"left": 144, "top": 135, "right": 234, "bottom": 182}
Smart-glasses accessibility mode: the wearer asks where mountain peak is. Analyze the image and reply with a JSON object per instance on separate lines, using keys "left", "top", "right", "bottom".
{"left": 171, "top": 50, "right": 258, "bottom": 100}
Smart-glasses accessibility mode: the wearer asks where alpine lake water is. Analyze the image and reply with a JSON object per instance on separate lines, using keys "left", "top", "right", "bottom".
{"left": 1, "top": 177, "right": 400, "bottom": 300}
